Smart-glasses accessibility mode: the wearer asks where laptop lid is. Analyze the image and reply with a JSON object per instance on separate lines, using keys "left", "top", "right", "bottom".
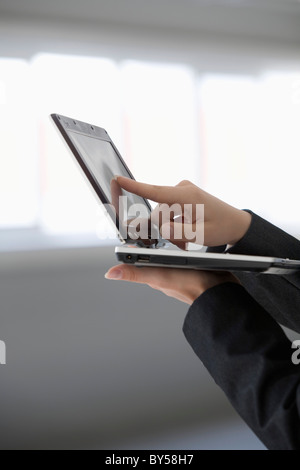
{"left": 51, "top": 113, "right": 160, "bottom": 247}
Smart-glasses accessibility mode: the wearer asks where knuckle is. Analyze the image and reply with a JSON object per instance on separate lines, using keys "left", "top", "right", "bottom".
{"left": 177, "top": 179, "right": 192, "bottom": 187}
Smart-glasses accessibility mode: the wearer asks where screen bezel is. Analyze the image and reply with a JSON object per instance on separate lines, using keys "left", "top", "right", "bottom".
{"left": 50, "top": 113, "right": 154, "bottom": 245}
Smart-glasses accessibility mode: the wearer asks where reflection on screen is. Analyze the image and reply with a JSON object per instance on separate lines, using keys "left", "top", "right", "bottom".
{"left": 67, "top": 130, "right": 153, "bottom": 242}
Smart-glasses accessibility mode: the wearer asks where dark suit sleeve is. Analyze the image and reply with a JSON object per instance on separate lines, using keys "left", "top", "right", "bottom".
{"left": 183, "top": 282, "right": 300, "bottom": 450}
{"left": 209, "top": 211, "right": 300, "bottom": 333}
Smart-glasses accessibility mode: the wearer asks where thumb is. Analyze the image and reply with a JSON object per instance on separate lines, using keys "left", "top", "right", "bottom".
{"left": 105, "top": 264, "right": 161, "bottom": 285}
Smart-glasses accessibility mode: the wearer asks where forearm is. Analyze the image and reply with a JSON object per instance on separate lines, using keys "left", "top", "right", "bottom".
{"left": 209, "top": 210, "right": 300, "bottom": 264}
{"left": 183, "top": 282, "right": 300, "bottom": 450}
{"left": 230, "top": 211, "right": 300, "bottom": 331}
{"left": 228, "top": 211, "right": 300, "bottom": 262}
{"left": 208, "top": 211, "right": 300, "bottom": 332}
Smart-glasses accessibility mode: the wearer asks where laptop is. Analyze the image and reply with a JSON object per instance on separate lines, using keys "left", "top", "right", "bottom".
{"left": 51, "top": 114, "right": 300, "bottom": 275}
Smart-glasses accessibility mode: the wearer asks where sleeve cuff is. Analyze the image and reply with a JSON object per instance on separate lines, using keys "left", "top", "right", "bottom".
{"left": 227, "top": 210, "right": 300, "bottom": 260}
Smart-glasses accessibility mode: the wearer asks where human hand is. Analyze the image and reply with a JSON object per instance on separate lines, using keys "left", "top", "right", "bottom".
{"left": 105, "top": 177, "right": 246, "bottom": 303}
{"left": 115, "top": 177, "right": 251, "bottom": 247}
{"left": 105, "top": 264, "right": 239, "bottom": 305}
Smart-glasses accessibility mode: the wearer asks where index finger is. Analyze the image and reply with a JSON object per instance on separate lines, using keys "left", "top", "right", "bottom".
{"left": 116, "top": 176, "right": 195, "bottom": 204}
{"left": 110, "top": 177, "right": 123, "bottom": 214}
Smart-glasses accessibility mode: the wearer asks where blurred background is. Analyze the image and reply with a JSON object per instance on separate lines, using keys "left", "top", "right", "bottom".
{"left": 0, "top": 0, "right": 300, "bottom": 450}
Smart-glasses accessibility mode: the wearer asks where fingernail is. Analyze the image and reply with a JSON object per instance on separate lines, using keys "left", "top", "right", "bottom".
{"left": 105, "top": 269, "right": 123, "bottom": 280}
{"left": 115, "top": 175, "right": 126, "bottom": 180}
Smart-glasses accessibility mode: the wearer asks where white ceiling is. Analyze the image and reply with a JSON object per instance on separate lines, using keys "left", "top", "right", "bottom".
{"left": 1, "top": 0, "right": 300, "bottom": 17}
{"left": 0, "top": 0, "right": 300, "bottom": 24}
{"left": 0, "top": 0, "right": 299, "bottom": 46}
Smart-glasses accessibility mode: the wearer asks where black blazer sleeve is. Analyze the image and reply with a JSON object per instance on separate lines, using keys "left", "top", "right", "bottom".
{"left": 210, "top": 211, "right": 300, "bottom": 333}
{"left": 183, "top": 282, "right": 300, "bottom": 450}
{"left": 184, "top": 213, "right": 300, "bottom": 449}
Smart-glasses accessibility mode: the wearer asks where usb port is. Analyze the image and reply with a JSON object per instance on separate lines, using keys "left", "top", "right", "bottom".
{"left": 137, "top": 255, "right": 150, "bottom": 262}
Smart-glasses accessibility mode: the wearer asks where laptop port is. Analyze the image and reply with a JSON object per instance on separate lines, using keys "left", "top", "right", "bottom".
{"left": 137, "top": 255, "right": 150, "bottom": 262}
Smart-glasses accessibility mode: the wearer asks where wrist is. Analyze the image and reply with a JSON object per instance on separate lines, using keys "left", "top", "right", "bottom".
{"left": 189, "top": 272, "right": 240, "bottom": 304}
{"left": 228, "top": 209, "right": 251, "bottom": 246}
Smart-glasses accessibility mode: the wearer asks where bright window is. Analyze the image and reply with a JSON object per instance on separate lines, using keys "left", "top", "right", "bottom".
{"left": 120, "top": 61, "right": 199, "bottom": 186}
{"left": 199, "top": 72, "right": 300, "bottom": 230}
{"left": 0, "top": 59, "right": 39, "bottom": 228}
{"left": 0, "top": 53, "right": 300, "bottom": 245}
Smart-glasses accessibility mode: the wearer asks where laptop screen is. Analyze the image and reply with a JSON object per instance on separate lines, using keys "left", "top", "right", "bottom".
{"left": 66, "top": 129, "right": 158, "bottom": 245}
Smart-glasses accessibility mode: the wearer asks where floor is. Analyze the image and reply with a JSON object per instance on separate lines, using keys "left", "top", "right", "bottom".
{"left": 103, "top": 419, "right": 266, "bottom": 450}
